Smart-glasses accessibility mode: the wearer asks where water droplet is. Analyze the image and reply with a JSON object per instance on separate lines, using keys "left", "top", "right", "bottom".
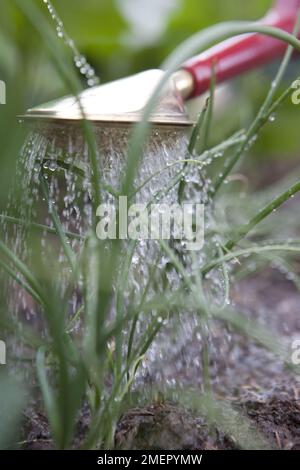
{"left": 43, "top": 1, "right": 100, "bottom": 87}
{"left": 269, "top": 113, "right": 276, "bottom": 123}
{"left": 49, "top": 161, "right": 57, "bottom": 172}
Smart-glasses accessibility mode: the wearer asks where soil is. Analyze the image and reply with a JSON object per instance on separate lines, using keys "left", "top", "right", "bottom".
{"left": 115, "top": 396, "right": 300, "bottom": 450}
{"left": 22, "top": 393, "right": 300, "bottom": 450}
{"left": 18, "top": 161, "right": 300, "bottom": 450}
{"left": 20, "top": 267, "right": 300, "bottom": 450}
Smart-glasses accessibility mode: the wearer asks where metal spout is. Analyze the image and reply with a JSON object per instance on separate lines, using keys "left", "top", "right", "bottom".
{"left": 23, "top": 69, "right": 194, "bottom": 127}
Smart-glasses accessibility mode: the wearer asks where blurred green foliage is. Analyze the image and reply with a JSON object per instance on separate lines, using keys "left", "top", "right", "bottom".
{"left": 0, "top": 0, "right": 300, "bottom": 448}
{"left": 0, "top": 0, "right": 299, "bottom": 206}
{"left": 0, "top": 371, "right": 26, "bottom": 449}
{"left": 0, "top": 0, "right": 272, "bottom": 104}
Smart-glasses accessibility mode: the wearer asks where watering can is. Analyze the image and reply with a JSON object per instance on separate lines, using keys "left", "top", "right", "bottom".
{"left": 17, "top": 0, "right": 300, "bottom": 271}
{"left": 23, "top": 0, "right": 300, "bottom": 134}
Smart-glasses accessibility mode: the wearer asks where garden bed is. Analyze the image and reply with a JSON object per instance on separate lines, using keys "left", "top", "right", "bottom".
{"left": 20, "top": 266, "right": 300, "bottom": 450}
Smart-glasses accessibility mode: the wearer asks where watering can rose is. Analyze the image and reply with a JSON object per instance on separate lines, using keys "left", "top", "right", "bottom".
{"left": 96, "top": 196, "right": 204, "bottom": 251}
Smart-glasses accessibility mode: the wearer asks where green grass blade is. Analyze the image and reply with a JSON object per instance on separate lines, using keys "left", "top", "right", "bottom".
{"left": 124, "top": 22, "right": 300, "bottom": 200}
{"left": 0, "top": 239, "right": 44, "bottom": 301}
{"left": 0, "top": 259, "right": 42, "bottom": 304}
{"left": 36, "top": 347, "right": 61, "bottom": 446}
{"left": 0, "top": 214, "right": 83, "bottom": 241}
{"left": 202, "top": 243, "right": 300, "bottom": 275}
{"left": 224, "top": 180, "right": 300, "bottom": 252}
{"left": 211, "top": 13, "right": 300, "bottom": 196}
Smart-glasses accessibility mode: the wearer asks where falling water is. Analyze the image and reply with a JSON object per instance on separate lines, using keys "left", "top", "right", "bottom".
{"left": 4, "top": 112, "right": 239, "bottom": 396}
{"left": 42, "top": 0, "right": 99, "bottom": 87}
{"left": 11, "top": 108, "right": 292, "bottom": 401}
{"left": 3, "top": 1, "right": 235, "bottom": 394}
{"left": 1, "top": 3, "right": 295, "bottom": 428}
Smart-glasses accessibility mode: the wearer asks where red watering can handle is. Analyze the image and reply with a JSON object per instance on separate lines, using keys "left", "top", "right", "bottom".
{"left": 182, "top": 0, "right": 300, "bottom": 99}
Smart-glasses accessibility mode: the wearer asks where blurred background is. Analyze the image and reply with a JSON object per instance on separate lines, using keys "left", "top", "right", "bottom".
{"left": 0, "top": 0, "right": 300, "bottom": 448}
{"left": 0, "top": 0, "right": 300, "bottom": 206}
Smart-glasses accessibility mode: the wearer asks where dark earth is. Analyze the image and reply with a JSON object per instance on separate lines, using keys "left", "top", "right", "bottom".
{"left": 19, "top": 161, "right": 300, "bottom": 449}
{"left": 20, "top": 265, "right": 300, "bottom": 450}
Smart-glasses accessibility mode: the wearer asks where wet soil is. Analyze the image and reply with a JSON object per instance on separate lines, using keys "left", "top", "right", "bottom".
{"left": 20, "top": 267, "right": 300, "bottom": 450}
{"left": 115, "top": 396, "right": 300, "bottom": 450}
{"left": 113, "top": 267, "right": 300, "bottom": 450}
{"left": 19, "top": 158, "right": 300, "bottom": 449}
{"left": 22, "top": 393, "right": 300, "bottom": 450}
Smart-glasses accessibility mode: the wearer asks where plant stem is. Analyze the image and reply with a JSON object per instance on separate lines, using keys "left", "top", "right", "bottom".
{"left": 211, "top": 13, "right": 300, "bottom": 196}
{"left": 224, "top": 180, "right": 300, "bottom": 252}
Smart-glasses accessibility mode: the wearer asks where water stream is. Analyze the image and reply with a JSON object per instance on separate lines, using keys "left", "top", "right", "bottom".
{"left": 5, "top": 118, "right": 231, "bottom": 390}
{"left": 42, "top": 0, "right": 100, "bottom": 87}
{"left": 3, "top": 0, "right": 233, "bottom": 392}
